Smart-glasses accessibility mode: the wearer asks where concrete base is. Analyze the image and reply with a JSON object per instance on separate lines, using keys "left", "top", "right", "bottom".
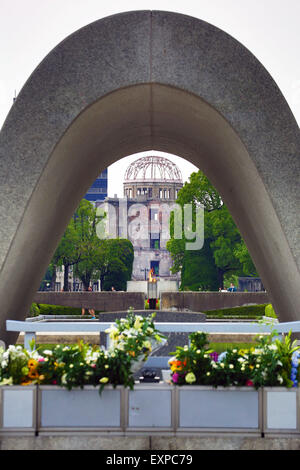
{"left": 127, "top": 280, "right": 179, "bottom": 296}
{"left": 1, "top": 435, "right": 300, "bottom": 450}
{"left": 16, "top": 332, "right": 260, "bottom": 346}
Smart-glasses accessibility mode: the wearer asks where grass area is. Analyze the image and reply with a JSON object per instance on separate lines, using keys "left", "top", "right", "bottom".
{"left": 204, "top": 304, "right": 268, "bottom": 319}
{"left": 209, "top": 342, "right": 258, "bottom": 354}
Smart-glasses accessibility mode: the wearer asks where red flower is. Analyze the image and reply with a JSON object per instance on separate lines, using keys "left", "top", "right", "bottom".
{"left": 246, "top": 380, "right": 254, "bottom": 387}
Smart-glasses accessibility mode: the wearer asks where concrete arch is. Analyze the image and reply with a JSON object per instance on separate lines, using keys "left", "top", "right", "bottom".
{"left": 0, "top": 11, "right": 299, "bottom": 344}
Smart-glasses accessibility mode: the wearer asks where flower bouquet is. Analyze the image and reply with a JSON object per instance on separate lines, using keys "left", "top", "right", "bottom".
{"left": 105, "top": 307, "right": 167, "bottom": 373}
{"left": 168, "top": 329, "right": 300, "bottom": 389}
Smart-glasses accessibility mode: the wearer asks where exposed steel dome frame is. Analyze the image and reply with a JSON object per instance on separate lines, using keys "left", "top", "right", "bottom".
{"left": 124, "top": 155, "right": 183, "bottom": 183}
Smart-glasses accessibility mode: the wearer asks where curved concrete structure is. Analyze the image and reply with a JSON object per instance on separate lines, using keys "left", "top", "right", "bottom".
{"left": 0, "top": 11, "right": 299, "bottom": 345}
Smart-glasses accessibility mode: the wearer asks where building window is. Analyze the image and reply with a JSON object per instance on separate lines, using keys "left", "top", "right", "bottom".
{"left": 150, "top": 233, "right": 160, "bottom": 249}
{"left": 150, "top": 260, "right": 159, "bottom": 276}
{"left": 150, "top": 208, "right": 158, "bottom": 221}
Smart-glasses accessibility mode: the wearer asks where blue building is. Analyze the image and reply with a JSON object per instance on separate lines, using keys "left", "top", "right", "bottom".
{"left": 84, "top": 169, "right": 108, "bottom": 204}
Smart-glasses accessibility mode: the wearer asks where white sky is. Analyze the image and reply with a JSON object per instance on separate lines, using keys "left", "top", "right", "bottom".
{"left": 0, "top": 0, "right": 299, "bottom": 196}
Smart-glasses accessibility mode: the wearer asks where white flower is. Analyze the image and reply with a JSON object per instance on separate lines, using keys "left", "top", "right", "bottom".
{"left": 184, "top": 345, "right": 188, "bottom": 351}
{"left": 277, "top": 375, "right": 283, "bottom": 384}
{"left": 196, "top": 350, "right": 201, "bottom": 354}
{"left": 229, "top": 364, "right": 234, "bottom": 369}
{"left": 43, "top": 350, "right": 53, "bottom": 356}
{"left": 232, "top": 349, "right": 237, "bottom": 353}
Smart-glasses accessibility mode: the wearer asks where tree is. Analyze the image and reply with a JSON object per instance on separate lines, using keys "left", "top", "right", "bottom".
{"left": 167, "top": 170, "right": 258, "bottom": 290}
{"left": 52, "top": 215, "right": 82, "bottom": 291}
{"left": 73, "top": 200, "right": 104, "bottom": 290}
{"left": 98, "top": 239, "right": 134, "bottom": 291}
{"left": 52, "top": 199, "right": 102, "bottom": 291}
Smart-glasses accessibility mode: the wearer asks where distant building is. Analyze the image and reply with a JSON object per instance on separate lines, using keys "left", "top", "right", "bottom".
{"left": 84, "top": 168, "right": 108, "bottom": 203}
{"left": 238, "top": 277, "right": 265, "bottom": 292}
{"left": 103, "top": 155, "right": 183, "bottom": 281}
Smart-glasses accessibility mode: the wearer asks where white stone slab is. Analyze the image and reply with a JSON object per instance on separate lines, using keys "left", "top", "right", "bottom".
{"left": 3, "top": 389, "right": 34, "bottom": 428}
{"left": 266, "top": 391, "right": 297, "bottom": 430}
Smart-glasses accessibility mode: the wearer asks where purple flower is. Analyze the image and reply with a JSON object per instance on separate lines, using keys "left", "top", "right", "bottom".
{"left": 210, "top": 352, "right": 219, "bottom": 362}
{"left": 172, "top": 372, "right": 179, "bottom": 384}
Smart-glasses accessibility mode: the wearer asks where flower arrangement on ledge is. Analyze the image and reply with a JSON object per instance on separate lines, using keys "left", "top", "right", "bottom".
{"left": 169, "top": 330, "right": 300, "bottom": 388}
{"left": 0, "top": 308, "right": 166, "bottom": 393}
{"left": 105, "top": 307, "right": 166, "bottom": 372}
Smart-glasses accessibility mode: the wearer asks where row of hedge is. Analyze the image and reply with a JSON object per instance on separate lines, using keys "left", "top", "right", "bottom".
{"left": 204, "top": 304, "right": 270, "bottom": 319}
{"left": 29, "top": 303, "right": 274, "bottom": 319}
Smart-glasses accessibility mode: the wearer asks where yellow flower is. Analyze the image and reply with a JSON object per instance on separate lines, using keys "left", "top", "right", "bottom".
{"left": 28, "top": 359, "right": 38, "bottom": 369}
{"left": 99, "top": 377, "right": 109, "bottom": 384}
{"left": 28, "top": 370, "right": 39, "bottom": 379}
{"left": 21, "top": 379, "right": 32, "bottom": 386}
{"left": 185, "top": 372, "right": 196, "bottom": 384}
{"left": 134, "top": 318, "right": 142, "bottom": 329}
{"left": 39, "top": 375, "right": 45, "bottom": 381}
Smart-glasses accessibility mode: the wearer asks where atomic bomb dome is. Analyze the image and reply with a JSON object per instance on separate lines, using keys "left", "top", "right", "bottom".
{"left": 124, "top": 155, "right": 183, "bottom": 183}
{"left": 123, "top": 155, "right": 183, "bottom": 200}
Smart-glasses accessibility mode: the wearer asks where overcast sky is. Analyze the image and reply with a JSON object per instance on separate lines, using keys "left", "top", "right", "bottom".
{"left": 0, "top": 0, "right": 299, "bottom": 196}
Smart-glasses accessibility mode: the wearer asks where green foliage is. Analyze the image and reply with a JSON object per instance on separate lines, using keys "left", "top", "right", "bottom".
{"left": 99, "top": 238, "right": 134, "bottom": 291}
{"left": 167, "top": 170, "right": 258, "bottom": 290}
{"left": 180, "top": 240, "right": 219, "bottom": 291}
{"left": 265, "top": 304, "right": 277, "bottom": 318}
{"left": 0, "top": 311, "right": 166, "bottom": 393}
{"left": 0, "top": 345, "right": 31, "bottom": 385}
{"left": 169, "top": 332, "right": 213, "bottom": 385}
{"left": 50, "top": 198, "right": 134, "bottom": 291}
{"left": 105, "top": 309, "right": 166, "bottom": 361}
{"left": 31, "top": 304, "right": 86, "bottom": 316}
{"left": 168, "top": 329, "right": 300, "bottom": 389}
{"left": 29, "top": 303, "right": 40, "bottom": 317}
{"left": 204, "top": 304, "right": 268, "bottom": 319}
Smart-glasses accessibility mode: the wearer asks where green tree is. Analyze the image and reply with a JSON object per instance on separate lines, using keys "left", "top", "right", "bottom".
{"left": 51, "top": 200, "right": 134, "bottom": 291}
{"left": 52, "top": 199, "right": 102, "bottom": 291}
{"left": 73, "top": 200, "right": 104, "bottom": 290}
{"left": 98, "top": 239, "right": 134, "bottom": 291}
{"left": 167, "top": 170, "right": 257, "bottom": 290}
{"left": 52, "top": 214, "right": 82, "bottom": 291}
